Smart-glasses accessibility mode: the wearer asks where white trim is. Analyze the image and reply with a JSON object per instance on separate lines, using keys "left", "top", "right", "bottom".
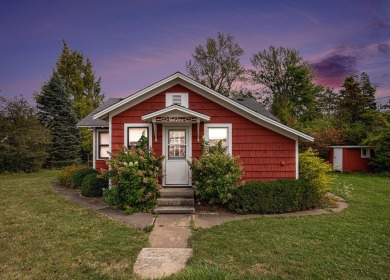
{"left": 361, "top": 148, "right": 371, "bottom": 158}
{"left": 166, "top": 92, "right": 188, "bottom": 108}
{"left": 124, "top": 123, "right": 153, "bottom": 148}
{"left": 92, "top": 128, "right": 96, "bottom": 169}
{"left": 109, "top": 116, "right": 112, "bottom": 157}
{"left": 295, "top": 138, "right": 299, "bottom": 179}
{"left": 162, "top": 124, "right": 192, "bottom": 186}
{"left": 204, "top": 123, "right": 233, "bottom": 155}
{"left": 96, "top": 129, "right": 109, "bottom": 160}
{"left": 142, "top": 104, "right": 210, "bottom": 122}
{"left": 92, "top": 72, "right": 313, "bottom": 142}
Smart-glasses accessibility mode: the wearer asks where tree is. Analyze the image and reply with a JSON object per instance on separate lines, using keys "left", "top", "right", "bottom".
{"left": 250, "top": 46, "right": 322, "bottom": 126}
{"left": 56, "top": 40, "right": 104, "bottom": 119}
{"left": 0, "top": 96, "right": 50, "bottom": 173}
{"left": 186, "top": 32, "right": 245, "bottom": 96}
{"left": 55, "top": 40, "right": 104, "bottom": 162}
{"left": 35, "top": 72, "right": 80, "bottom": 167}
{"left": 335, "top": 73, "right": 379, "bottom": 144}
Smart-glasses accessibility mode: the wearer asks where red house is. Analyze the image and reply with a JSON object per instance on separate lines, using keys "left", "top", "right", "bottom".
{"left": 329, "top": 146, "right": 372, "bottom": 173}
{"left": 77, "top": 72, "right": 313, "bottom": 186}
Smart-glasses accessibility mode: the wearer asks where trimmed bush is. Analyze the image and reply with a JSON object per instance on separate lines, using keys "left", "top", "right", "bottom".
{"left": 188, "top": 140, "right": 243, "bottom": 205}
{"left": 228, "top": 179, "right": 319, "bottom": 214}
{"left": 72, "top": 167, "right": 98, "bottom": 189}
{"left": 58, "top": 165, "right": 86, "bottom": 187}
{"left": 299, "top": 148, "right": 334, "bottom": 196}
{"left": 81, "top": 173, "right": 108, "bottom": 197}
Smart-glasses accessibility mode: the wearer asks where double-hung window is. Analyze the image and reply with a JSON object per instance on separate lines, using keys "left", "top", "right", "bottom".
{"left": 97, "top": 131, "right": 109, "bottom": 159}
{"left": 125, "top": 124, "right": 152, "bottom": 148}
{"left": 204, "top": 124, "right": 232, "bottom": 154}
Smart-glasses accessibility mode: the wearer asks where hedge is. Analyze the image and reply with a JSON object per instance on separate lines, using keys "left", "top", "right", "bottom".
{"left": 81, "top": 173, "right": 108, "bottom": 197}
{"left": 72, "top": 167, "right": 98, "bottom": 189}
{"left": 228, "top": 179, "right": 319, "bottom": 214}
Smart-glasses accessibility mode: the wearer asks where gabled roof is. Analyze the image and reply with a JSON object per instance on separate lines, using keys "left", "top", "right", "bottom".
{"left": 232, "top": 97, "right": 279, "bottom": 122}
{"left": 88, "top": 72, "right": 313, "bottom": 142}
{"left": 76, "top": 98, "right": 122, "bottom": 127}
{"left": 142, "top": 104, "right": 210, "bottom": 122}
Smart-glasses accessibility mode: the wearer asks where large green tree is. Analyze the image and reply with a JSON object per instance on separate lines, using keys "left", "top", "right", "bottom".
{"left": 335, "top": 73, "right": 379, "bottom": 144}
{"left": 0, "top": 96, "right": 50, "bottom": 172}
{"left": 55, "top": 40, "right": 104, "bottom": 162}
{"left": 35, "top": 72, "right": 80, "bottom": 167}
{"left": 186, "top": 32, "right": 245, "bottom": 96}
{"left": 250, "top": 46, "right": 322, "bottom": 126}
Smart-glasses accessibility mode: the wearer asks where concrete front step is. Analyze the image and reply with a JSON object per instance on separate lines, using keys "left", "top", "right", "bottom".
{"left": 157, "top": 198, "right": 194, "bottom": 207}
{"left": 160, "top": 187, "right": 194, "bottom": 198}
{"left": 154, "top": 206, "right": 195, "bottom": 214}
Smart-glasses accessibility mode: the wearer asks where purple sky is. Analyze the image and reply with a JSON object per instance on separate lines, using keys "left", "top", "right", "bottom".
{"left": 1, "top": 0, "right": 389, "bottom": 105}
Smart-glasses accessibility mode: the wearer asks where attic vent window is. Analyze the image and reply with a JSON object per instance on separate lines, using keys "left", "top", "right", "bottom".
{"left": 166, "top": 93, "right": 188, "bottom": 108}
{"left": 172, "top": 95, "right": 182, "bottom": 105}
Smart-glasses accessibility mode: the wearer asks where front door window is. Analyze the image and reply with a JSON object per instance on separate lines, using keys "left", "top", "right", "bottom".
{"left": 168, "top": 130, "right": 186, "bottom": 158}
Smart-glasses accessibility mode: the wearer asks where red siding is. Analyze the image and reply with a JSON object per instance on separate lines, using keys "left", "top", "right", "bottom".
{"left": 106, "top": 84, "right": 296, "bottom": 182}
{"left": 96, "top": 159, "right": 108, "bottom": 170}
{"left": 343, "top": 148, "right": 371, "bottom": 173}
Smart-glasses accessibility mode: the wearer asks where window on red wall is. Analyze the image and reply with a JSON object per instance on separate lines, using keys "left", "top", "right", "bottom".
{"left": 128, "top": 127, "right": 149, "bottom": 147}
{"left": 98, "top": 131, "right": 109, "bottom": 159}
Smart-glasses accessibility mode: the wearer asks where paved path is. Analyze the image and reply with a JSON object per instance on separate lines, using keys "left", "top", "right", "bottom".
{"left": 52, "top": 183, "right": 348, "bottom": 279}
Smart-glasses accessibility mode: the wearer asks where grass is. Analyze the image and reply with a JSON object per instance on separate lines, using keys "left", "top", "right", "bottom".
{"left": 1, "top": 171, "right": 389, "bottom": 279}
{"left": 171, "top": 174, "right": 390, "bottom": 279}
{"left": 0, "top": 170, "right": 148, "bottom": 279}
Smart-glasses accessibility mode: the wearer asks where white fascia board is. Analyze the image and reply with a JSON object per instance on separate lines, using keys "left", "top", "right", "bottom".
{"left": 93, "top": 73, "right": 181, "bottom": 120}
{"left": 93, "top": 72, "right": 313, "bottom": 142}
{"left": 178, "top": 75, "right": 314, "bottom": 142}
{"left": 141, "top": 105, "right": 210, "bottom": 121}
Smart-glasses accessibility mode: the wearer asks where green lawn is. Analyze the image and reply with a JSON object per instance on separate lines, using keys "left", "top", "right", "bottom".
{"left": 172, "top": 174, "right": 390, "bottom": 279}
{"left": 0, "top": 170, "right": 148, "bottom": 279}
{"left": 1, "top": 172, "right": 389, "bottom": 279}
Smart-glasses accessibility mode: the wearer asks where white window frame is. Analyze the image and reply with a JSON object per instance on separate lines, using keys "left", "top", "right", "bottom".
{"left": 361, "top": 148, "right": 371, "bottom": 158}
{"left": 124, "top": 123, "right": 153, "bottom": 148}
{"left": 204, "top": 123, "right": 232, "bottom": 155}
{"left": 166, "top": 93, "right": 188, "bottom": 108}
{"left": 96, "top": 129, "right": 109, "bottom": 160}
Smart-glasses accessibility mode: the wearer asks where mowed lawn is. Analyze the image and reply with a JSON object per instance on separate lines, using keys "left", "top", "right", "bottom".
{"left": 0, "top": 170, "right": 148, "bottom": 279}
{"left": 172, "top": 174, "right": 390, "bottom": 279}
{"left": 1, "top": 172, "right": 389, "bottom": 279}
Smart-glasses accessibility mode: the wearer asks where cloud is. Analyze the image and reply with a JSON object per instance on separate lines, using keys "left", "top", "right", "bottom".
{"left": 313, "top": 54, "right": 358, "bottom": 87}
{"left": 378, "top": 43, "right": 390, "bottom": 54}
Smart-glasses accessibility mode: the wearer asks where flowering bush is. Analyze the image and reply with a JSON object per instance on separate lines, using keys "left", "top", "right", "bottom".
{"left": 102, "top": 136, "right": 164, "bottom": 213}
{"left": 188, "top": 140, "right": 243, "bottom": 205}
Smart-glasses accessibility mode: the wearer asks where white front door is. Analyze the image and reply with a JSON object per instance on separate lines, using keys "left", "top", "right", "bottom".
{"left": 333, "top": 148, "right": 343, "bottom": 172}
{"left": 164, "top": 126, "right": 191, "bottom": 185}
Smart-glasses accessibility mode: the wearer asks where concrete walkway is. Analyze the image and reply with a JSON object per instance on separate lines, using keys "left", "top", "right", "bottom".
{"left": 133, "top": 214, "right": 193, "bottom": 279}
{"left": 52, "top": 184, "right": 348, "bottom": 279}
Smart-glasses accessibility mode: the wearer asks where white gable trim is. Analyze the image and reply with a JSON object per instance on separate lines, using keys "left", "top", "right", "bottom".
{"left": 93, "top": 72, "right": 313, "bottom": 142}
{"left": 142, "top": 105, "right": 210, "bottom": 122}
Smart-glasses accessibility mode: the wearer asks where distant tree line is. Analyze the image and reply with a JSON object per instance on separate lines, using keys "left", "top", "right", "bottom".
{"left": 186, "top": 32, "right": 390, "bottom": 172}
{"left": 1, "top": 34, "right": 389, "bottom": 173}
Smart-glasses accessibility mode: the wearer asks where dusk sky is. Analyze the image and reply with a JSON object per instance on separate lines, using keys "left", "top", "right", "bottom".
{"left": 1, "top": 0, "right": 389, "bottom": 104}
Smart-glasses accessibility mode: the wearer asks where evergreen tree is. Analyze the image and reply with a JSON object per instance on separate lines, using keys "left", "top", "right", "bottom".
{"left": 35, "top": 72, "right": 80, "bottom": 167}
{"left": 55, "top": 40, "right": 104, "bottom": 162}
{"left": 336, "top": 73, "right": 377, "bottom": 126}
